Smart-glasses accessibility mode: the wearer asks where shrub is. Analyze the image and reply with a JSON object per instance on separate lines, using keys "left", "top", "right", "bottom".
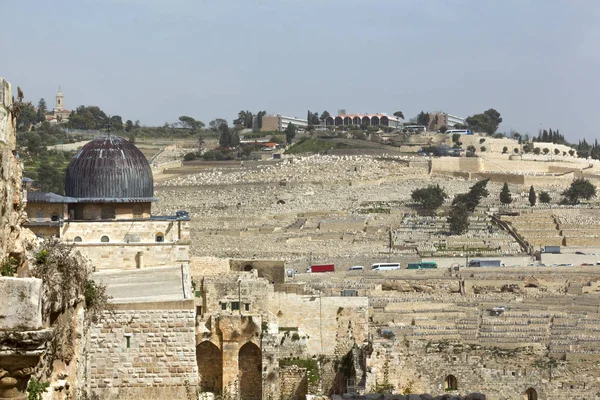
{"left": 539, "top": 191, "right": 551, "bottom": 203}
{"left": 28, "top": 378, "right": 50, "bottom": 400}
{"left": 502, "top": 146, "right": 508, "bottom": 154}
{"left": 480, "top": 146, "right": 486, "bottom": 152}
{"left": 183, "top": 152, "right": 198, "bottom": 161}
{"left": 543, "top": 148, "right": 550, "bottom": 155}
{"left": 513, "top": 148, "right": 519, "bottom": 154}
{"left": 0, "top": 256, "right": 17, "bottom": 277}
{"left": 479, "top": 138, "right": 486, "bottom": 144}
{"left": 554, "top": 148, "right": 560, "bottom": 155}
{"left": 533, "top": 147, "right": 541, "bottom": 155}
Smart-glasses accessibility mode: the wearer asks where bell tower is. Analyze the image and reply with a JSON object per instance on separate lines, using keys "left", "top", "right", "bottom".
{"left": 55, "top": 87, "right": 64, "bottom": 111}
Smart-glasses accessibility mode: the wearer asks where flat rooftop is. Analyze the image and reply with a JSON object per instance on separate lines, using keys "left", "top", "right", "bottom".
{"left": 92, "top": 266, "right": 187, "bottom": 303}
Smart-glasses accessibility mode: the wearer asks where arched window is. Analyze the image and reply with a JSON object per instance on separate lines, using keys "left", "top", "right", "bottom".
{"left": 155, "top": 232, "right": 164, "bottom": 242}
{"left": 524, "top": 388, "right": 537, "bottom": 400}
{"left": 101, "top": 206, "right": 115, "bottom": 220}
{"left": 444, "top": 375, "right": 458, "bottom": 390}
{"left": 132, "top": 205, "right": 143, "bottom": 219}
{"left": 100, "top": 235, "right": 110, "bottom": 243}
{"left": 73, "top": 236, "right": 82, "bottom": 243}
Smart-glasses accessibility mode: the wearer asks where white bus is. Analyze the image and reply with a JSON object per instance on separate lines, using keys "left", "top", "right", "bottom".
{"left": 371, "top": 263, "right": 401, "bottom": 271}
{"left": 445, "top": 129, "right": 472, "bottom": 135}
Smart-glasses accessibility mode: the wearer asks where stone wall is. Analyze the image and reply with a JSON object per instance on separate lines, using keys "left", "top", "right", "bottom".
{"left": 268, "top": 293, "right": 369, "bottom": 356}
{"left": 88, "top": 305, "right": 198, "bottom": 400}
{"left": 0, "top": 78, "right": 27, "bottom": 264}
{"left": 72, "top": 242, "right": 190, "bottom": 270}
{"left": 61, "top": 219, "right": 190, "bottom": 243}
{"left": 279, "top": 365, "right": 308, "bottom": 400}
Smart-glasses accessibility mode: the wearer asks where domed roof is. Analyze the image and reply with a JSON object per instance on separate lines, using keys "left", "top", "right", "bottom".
{"left": 65, "top": 135, "right": 155, "bottom": 202}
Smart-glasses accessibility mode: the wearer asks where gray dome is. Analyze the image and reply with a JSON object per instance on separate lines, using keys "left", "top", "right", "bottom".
{"left": 65, "top": 135, "right": 154, "bottom": 201}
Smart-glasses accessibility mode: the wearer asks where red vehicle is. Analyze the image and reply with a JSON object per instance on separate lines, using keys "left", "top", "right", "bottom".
{"left": 306, "top": 264, "right": 335, "bottom": 273}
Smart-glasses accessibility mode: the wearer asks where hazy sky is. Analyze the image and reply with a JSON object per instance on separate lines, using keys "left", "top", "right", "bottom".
{"left": 2, "top": 0, "right": 600, "bottom": 140}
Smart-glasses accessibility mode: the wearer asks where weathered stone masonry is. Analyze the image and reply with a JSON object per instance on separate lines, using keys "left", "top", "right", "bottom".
{"left": 88, "top": 306, "right": 198, "bottom": 400}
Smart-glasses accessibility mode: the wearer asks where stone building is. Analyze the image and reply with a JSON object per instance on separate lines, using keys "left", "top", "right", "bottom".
{"left": 25, "top": 135, "right": 190, "bottom": 270}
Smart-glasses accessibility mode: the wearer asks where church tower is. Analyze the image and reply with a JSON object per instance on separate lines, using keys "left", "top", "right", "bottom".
{"left": 55, "top": 87, "right": 64, "bottom": 111}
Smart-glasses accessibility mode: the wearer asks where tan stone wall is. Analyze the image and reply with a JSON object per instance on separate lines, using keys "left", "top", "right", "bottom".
{"left": 430, "top": 157, "right": 483, "bottom": 173}
{"left": 77, "top": 202, "right": 152, "bottom": 220}
{"left": 267, "top": 293, "right": 368, "bottom": 355}
{"left": 260, "top": 116, "right": 280, "bottom": 132}
{"left": 279, "top": 366, "right": 307, "bottom": 400}
{"left": 73, "top": 243, "right": 189, "bottom": 270}
{"left": 88, "top": 307, "right": 198, "bottom": 399}
{"left": 61, "top": 219, "right": 186, "bottom": 243}
{"left": 26, "top": 202, "right": 67, "bottom": 222}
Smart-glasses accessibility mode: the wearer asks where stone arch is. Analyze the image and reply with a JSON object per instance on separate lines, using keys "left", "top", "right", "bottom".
{"left": 380, "top": 116, "right": 389, "bottom": 126}
{"left": 243, "top": 264, "right": 254, "bottom": 272}
{"left": 444, "top": 374, "right": 457, "bottom": 390}
{"left": 371, "top": 116, "right": 380, "bottom": 126}
{"left": 361, "top": 116, "right": 370, "bottom": 126}
{"left": 343, "top": 116, "right": 351, "bottom": 126}
{"left": 325, "top": 116, "right": 334, "bottom": 126}
{"left": 334, "top": 116, "right": 343, "bottom": 126}
{"left": 197, "top": 341, "right": 222, "bottom": 394}
{"left": 155, "top": 232, "right": 164, "bottom": 242}
{"left": 100, "top": 235, "right": 110, "bottom": 243}
{"left": 524, "top": 388, "right": 537, "bottom": 400}
{"left": 74, "top": 236, "right": 82, "bottom": 243}
{"left": 239, "top": 342, "right": 262, "bottom": 400}
{"left": 352, "top": 116, "right": 361, "bottom": 125}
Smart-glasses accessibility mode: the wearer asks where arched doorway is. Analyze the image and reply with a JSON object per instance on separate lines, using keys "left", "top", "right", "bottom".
{"left": 239, "top": 342, "right": 262, "bottom": 400}
{"left": 444, "top": 374, "right": 457, "bottom": 390}
{"left": 196, "top": 341, "right": 222, "bottom": 394}
{"left": 524, "top": 388, "right": 537, "bottom": 400}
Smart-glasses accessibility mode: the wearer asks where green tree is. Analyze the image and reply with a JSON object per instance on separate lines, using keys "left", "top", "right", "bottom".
{"left": 16, "top": 102, "right": 37, "bottom": 132}
{"left": 452, "top": 133, "right": 461, "bottom": 143}
{"left": 231, "top": 131, "right": 240, "bottom": 147}
{"left": 234, "top": 110, "right": 253, "bottom": 128}
{"left": 502, "top": 146, "right": 508, "bottom": 154}
{"left": 539, "top": 191, "right": 551, "bottom": 203}
{"left": 465, "top": 108, "right": 502, "bottom": 135}
{"left": 533, "top": 147, "right": 541, "bottom": 155}
{"left": 218, "top": 123, "right": 232, "bottom": 147}
{"left": 393, "top": 111, "right": 405, "bottom": 120}
{"left": 125, "top": 119, "right": 134, "bottom": 132}
{"left": 178, "top": 116, "right": 205, "bottom": 133}
{"left": 210, "top": 118, "right": 228, "bottom": 132}
{"left": 529, "top": 185, "right": 537, "bottom": 206}
{"left": 411, "top": 184, "right": 448, "bottom": 212}
{"left": 36, "top": 98, "right": 47, "bottom": 123}
{"left": 256, "top": 111, "right": 267, "bottom": 129}
{"left": 453, "top": 178, "right": 490, "bottom": 212}
{"left": 439, "top": 125, "right": 448, "bottom": 133}
{"left": 285, "top": 123, "right": 297, "bottom": 144}
{"left": 500, "top": 182, "right": 512, "bottom": 205}
{"left": 109, "top": 115, "right": 123, "bottom": 132}
{"left": 416, "top": 111, "right": 429, "bottom": 126}
{"left": 447, "top": 201, "right": 469, "bottom": 235}
{"left": 561, "top": 178, "right": 596, "bottom": 204}
{"left": 320, "top": 111, "right": 331, "bottom": 122}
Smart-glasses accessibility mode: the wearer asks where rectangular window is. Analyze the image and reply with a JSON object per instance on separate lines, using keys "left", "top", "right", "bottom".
{"left": 196, "top": 306, "right": 202, "bottom": 316}
{"left": 244, "top": 303, "right": 250, "bottom": 311}
{"left": 221, "top": 302, "right": 227, "bottom": 311}
{"left": 231, "top": 302, "right": 240, "bottom": 311}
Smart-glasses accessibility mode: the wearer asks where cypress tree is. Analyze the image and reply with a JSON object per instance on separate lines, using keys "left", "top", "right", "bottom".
{"left": 529, "top": 185, "right": 536, "bottom": 206}
{"left": 500, "top": 183, "right": 512, "bottom": 205}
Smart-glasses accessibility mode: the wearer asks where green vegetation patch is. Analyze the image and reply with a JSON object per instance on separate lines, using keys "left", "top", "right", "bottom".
{"left": 279, "top": 358, "right": 320, "bottom": 384}
{"left": 285, "top": 138, "right": 355, "bottom": 154}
